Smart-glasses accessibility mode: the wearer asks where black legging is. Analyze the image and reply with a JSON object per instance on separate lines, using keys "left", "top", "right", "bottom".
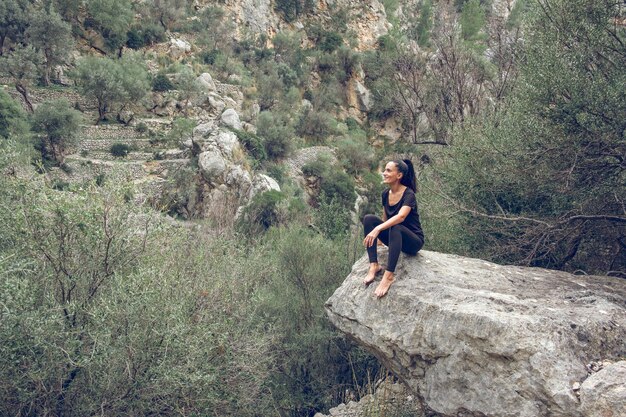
{"left": 362, "top": 214, "right": 424, "bottom": 273}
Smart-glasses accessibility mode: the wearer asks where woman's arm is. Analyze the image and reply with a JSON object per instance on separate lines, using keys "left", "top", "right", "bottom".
{"left": 364, "top": 206, "right": 411, "bottom": 247}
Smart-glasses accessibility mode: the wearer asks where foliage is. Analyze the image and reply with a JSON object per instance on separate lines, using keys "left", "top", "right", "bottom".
{"left": 166, "top": 117, "right": 196, "bottom": 144}
{"left": 414, "top": 0, "right": 433, "bottom": 47}
{"left": 296, "top": 107, "right": 337, "bottom": 144}
{"left": 441, "top": 0, "right": 626, "bottom": 275}
{"left": 0, "top": 0, "right": 30, "bottom": 55}
{"left": 238, "top": 190, "right": 287, "bottom": 235}
{"left": 302, "top": 156, "right": 356, "bottom": 207}
{"left": 143, "top": 0, "right": 190, "bottom": 31}
{"left": 256, "top": 225, "right": 378, "bottom": 415}
{"left": 31, "top": 99, "right": 82, "bottom": 165}
{"left": 0, "top": 89, "right": 29, "bottom": 139}
{"left": 109, "top": 143, "right": 130, "bottom": 157}
{"left": 126, "top": 24, "right": 166, "bottom": 49}
{"left": 275, "top": 0, "right": 315, "bottom": 22}
{"left": 231, "top": 128, "right": 268, "bottom": 165}
{"left": 319, "top": 31, "right": 344, "bottom": 53}
{"left": 86, "top": 0, "right": 134, "bottom": 52}
{"left": 1, "top": 45, "right": 42, "bottom": 113}
{"left": 460, "top": 0, "right": 487, "bottom": 45}
{"left": 74, "top": 54, "right": 150, "bottom": 121}
{"left": 152, "top": 73, "right": 174, "bottom": 92}
{"left": 257, "top": 111, "right": 294, "bottom": 159}
{"left": 156, "top": 163, "right": 199, "bottom": 218}
{"left": 26, "top": 10, "right": 73, "bottom": 86}
{"left": 0, "top": 178, "right": 276, "bottom": 416}
{"left": 336, "top": 133, "right": 375, "bottom": 175}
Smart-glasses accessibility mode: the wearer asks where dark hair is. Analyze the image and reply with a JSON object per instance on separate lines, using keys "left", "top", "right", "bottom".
{"left": 393, "top": 159, "right": 416, "bottom": 192}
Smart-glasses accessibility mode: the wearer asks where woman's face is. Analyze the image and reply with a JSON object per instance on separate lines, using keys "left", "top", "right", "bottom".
{"left": 382, "top": 162, "right": 402, "bottom": 185}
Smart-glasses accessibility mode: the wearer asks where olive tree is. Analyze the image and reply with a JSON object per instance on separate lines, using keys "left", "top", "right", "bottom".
{"left": 26, "top": 10, "right": 74, "bottom": 86}
{"left": 31, "top": 99, "right": 82, "bottom": 165}
{"left": 74, "top": 54, "right": 150, "bottom": 122}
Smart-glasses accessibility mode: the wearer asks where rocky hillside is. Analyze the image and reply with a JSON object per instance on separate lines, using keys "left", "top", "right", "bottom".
{"left": 325, "top": 248, "right": 626, "bottom": 416}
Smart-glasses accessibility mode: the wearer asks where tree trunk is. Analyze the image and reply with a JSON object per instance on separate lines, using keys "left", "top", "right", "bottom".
{"left": 16, "top": 83, "right": 34, "bottom": 113}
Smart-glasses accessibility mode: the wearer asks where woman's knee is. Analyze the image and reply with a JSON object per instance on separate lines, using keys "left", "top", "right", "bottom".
{"left": 362, "top": 214, "right": 380, "bottom": 227}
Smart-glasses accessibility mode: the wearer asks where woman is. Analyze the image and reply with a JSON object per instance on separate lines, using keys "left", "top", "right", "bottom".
{"left": 362, "top": 159, "right": 424, "bottom": 298}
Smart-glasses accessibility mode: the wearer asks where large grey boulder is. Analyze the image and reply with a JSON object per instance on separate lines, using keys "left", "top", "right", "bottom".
{"left": 196, "top": 72, "right": 216, "bottom": 92}
{"left": 221, "top": 108, "right": 242, "bottom": 130}
{"left": 579, "top": 361, "right": 626, "bottom": 417}
{"left": 198, "top": 150, "right": 227, "bottom": 182}
{"left": 325, "top": 248, "right": 626, "bottom": 417}
{"left": 169, "top": 38, "right": 191, "bottom": 59}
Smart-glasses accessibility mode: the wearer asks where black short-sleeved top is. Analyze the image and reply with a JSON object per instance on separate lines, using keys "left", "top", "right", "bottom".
{"left": 382, "top": 188, "right": 424, "bottom": 239}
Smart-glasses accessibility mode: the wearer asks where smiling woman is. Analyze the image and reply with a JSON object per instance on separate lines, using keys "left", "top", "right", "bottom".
{"left": 362, "top": 159, "right": 425, "bottom": 297}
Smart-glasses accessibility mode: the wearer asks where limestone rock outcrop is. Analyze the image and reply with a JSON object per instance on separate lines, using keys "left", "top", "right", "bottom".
{"left": 325, "top": 248, "right": 626, "bottom": 417}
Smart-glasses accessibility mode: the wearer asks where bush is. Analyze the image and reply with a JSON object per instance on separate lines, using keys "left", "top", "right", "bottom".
{"left": 135, "top": 122, "right": 148, "bottom": 134}
{"left": 296, "top": 107, "right": 337, "bottom": 143}
{"left": 110, "top": 143, "right": 130, "bottom": 157}
{"left": 257, "top": 111, "right": 294, "bottom": 159}
{"left": 0, "top": 180, "right": 276, "bottom": 416}
{"left": 302, "top": 155, "right": 356, "bottom": 206}
{"left": 336, "top": 135, "right": 375, "bottom": 175}
{"left": 231, "top": 128, "right": 267, "bottom": 165}
{"left": 319, "top": 31, "right": 343, "bottom": 53}
{"left": 237, "top": 190, "right": 286, "bottom": 235}
{"left": 152, "top": 74, "right": 174, "bottom": 92}
{"left": 0, "top": 89, "right": 29, "bottom": 139}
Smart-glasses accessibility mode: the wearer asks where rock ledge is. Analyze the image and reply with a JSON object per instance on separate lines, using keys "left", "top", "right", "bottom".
{"left": 325, "top": 249, "right": 626, "bottom": 417}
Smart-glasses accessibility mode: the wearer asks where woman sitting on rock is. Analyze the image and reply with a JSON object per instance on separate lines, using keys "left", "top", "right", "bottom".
{"left": 362, "top": 159, "right": 424, "bottom": 297}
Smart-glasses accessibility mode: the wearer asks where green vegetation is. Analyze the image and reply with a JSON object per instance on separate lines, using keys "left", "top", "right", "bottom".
{"left": 0, "top": 0, "right": 624, "bottom": 415}
{"left": 31, "top": 99, "right": 82, "bottom": 166}
{"left": 110, "top": 143, "right": 130, "bottom": 157}
{"left": 86, "top": 0, "right": 134, "bottom": 53}
{"left": 75, "top": 54, "right": 150, "bottom": 121}
{"left": 437, "top": 0, "right": 626, "bottom": 273}
{"left": 0, "top": 89, "right": 29, "bottom": 139}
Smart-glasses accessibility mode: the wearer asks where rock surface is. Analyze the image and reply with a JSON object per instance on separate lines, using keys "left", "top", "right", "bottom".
{"left": 579, "top": 361, "right": 626, "bottom": 417}
{"left": 325, "top": 248, "right": 626, "bottom": 417}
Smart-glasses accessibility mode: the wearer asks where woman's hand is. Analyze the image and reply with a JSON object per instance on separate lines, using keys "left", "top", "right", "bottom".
{"left": 363, "top": 227, "right": 380, "bottom": 248}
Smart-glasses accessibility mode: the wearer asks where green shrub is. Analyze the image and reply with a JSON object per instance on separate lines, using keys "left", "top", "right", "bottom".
{"left": 257, "top": 111, "right": 294, "bottom": 159}
{"left": 152, "top": 73, "right": 174, "bottom": 92}
{"left": 200, "top": 49, "right": 222, "bottom": 65}
{"left": 0, "top": 180, "right": 276, "bottom": 416}
{"left": 135, "top": 122, "right": 148, "bottom": 134}
{"left": 296, "top": 107, "right": 337, "bottom": 143}
{"left": 336, "top": 135, "right": 374, "bottom": 175}
{"left": 237, "top": 190, "right": 286, "bottom": 235}
{"left": 110, "top": 143, "right": 130, "bottom": 157}
{"left": 319, "top": 31, "right": 343, "bottom": 53}
{"left": 231, "top": 128, "right": 267, "bottom": 165}
{"left": 0, "top": 89, "right": 29, "bottom": 139}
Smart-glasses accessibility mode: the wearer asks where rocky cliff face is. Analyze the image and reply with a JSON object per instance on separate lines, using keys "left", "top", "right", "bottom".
{"left": 325, "top": 248, "right": 626, "bottom": 417}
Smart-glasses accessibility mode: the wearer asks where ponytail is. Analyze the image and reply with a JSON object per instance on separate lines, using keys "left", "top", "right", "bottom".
{"left": 394, "top": 159, "right": 416, "bottom": 192}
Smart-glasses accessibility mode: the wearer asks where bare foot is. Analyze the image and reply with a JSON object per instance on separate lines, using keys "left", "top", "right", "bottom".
{"left": 363, "top": 263, "right": 382, "bottom": 286}
{"left": 374, "top": 271, "right": 395, "bottom": 298}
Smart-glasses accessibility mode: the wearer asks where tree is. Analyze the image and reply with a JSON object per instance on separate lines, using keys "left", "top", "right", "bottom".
{"left": 0, "top": 0, "right": 30, "bottom": 56}
{"left": 1, "top": 45, "right": 42, "bottom": 112}
{"left": 86, "top": 0, "right": 134, "bottom": 54}
{"left": 442, "top": 0, "right": 626, "bottom": 275}
{"left": 31, "top": 99, "right": 82, "bottom": 165}
{"left": 26, "top": 10, "right": 74, "bottom": 86}
{"left": 74, "top": 54, "right": 150, "bottom": 121}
